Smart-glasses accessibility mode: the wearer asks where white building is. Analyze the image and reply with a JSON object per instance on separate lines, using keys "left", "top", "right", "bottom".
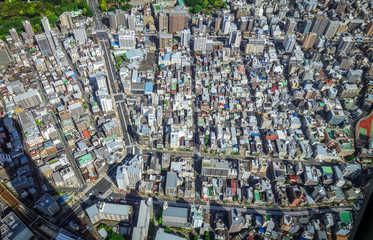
{"left": 118, "top": 29, "right": 135, "bottom": 49}
{"left": 41, "top": 16, "right": 51, "bottom": 32}
{"left": 73, "top": 27, "right": 87, "bottom": 44}
{"left": 132, "top": 199, "right": 153, "bottom": 240}
{"left": 181, "top": 28, "right": 190, "bottom": 47}
{"left": 283, "top": 33, "right": 296, "bottom": 52}
{"left": 116, "top": 155, "right": 143, "bottom": 190}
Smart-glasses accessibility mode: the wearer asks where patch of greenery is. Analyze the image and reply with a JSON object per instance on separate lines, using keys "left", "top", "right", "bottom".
{"left": 186, "top": 0, "right": 227, "bottom": 14}
{"left": 0, "top": 0, "right": 92, "bottom": 40}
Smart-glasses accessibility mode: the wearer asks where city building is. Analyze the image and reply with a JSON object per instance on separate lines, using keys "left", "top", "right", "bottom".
{"left": 0, "top": 212, "right": 34, "bottom": 240}
{"left": 159, "top": 33, "right": 173, "bottom": 49}
{"left": 228, "top": 208, "right": 245, "bottom": 233}
{"left": 59, "top": 12, "right": 73, "bottom": 30}
{"left": 41, "top": 16, "right": 51, "bottom": 32}
{"left": 35, "top": 194, "right": 60, "bottom": 216}
{"left": 337, "top": 33, "right": 354, "bottom": 54}
{"left": 303, "top": 32, "right": 318, "bottom": 49}
{"left": 9, "top": 28, "right": 19, "bottom": 42}
{"left": 118, "top": 30, "right": 135, "bottom": 49}
{"left": 36, "top": 33, "right": 52, "bottom": 55}
{"left": 283, "top": 33, "right": 296, "bottom": 52}
{"left": 73, "top": 27, "right": 87, "bottom": 44}
{"left": 162, "top": 203, "right": 189, "bottom": 228}
{"left": 85, "top": 202, "right": 132, "bottom": 224}
{"left": 181, "top": 28, "right": 190, "bottom": 47}
{"left": 22, "top": 20, "right": 35, "bottom": 37}
{"left": 158, "top": 12, "right": 168, "bottom": 33}
{"left": 169, "top": 9, "right": 189, "bottom": 33}
{"left": 132, "top": 199, "right": 153, "bottom": 240}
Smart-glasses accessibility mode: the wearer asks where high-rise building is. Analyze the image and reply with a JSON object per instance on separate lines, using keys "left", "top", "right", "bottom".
{"left": 324, "top": 20, "right": 340, "bottom": 39}
{"left": 315, "top": 35, "right": 325, "bottom": 49}
{"left": 73, "top": 27, "right": 87, "bottom": 44}
{"left": 22, "top": 20, "right": 34, "bottom": 37}
{"left": 214, "top": 17, "right": 222, "bottom": 33}
{"left": 337, "top": 32, "right": 354, "bottom": 54}
{"left": 181, "top": 28, "right": 190, "bottom": 47}
{"left": 0, "top": 212, "right": 34, "bottom": 240}
{"left": 116, "top": 10, "right": 126, "bottom": 28}
{"left": 169, "top": 9, "right": 189, "bottom": 33}
{"left": 311, "top": 15, "right": 329, "bottom": 36}
{"left": 285, "top": 18, "right": 297, "bottom": 33}
{"left": 304, "top": 0, "right": 318, "bottom": 11}
{"left": 228, "top": 208, "right": 245, "bottom": 233}
{"left": 92, "top": 31, "right": 99, "bottom": 44}
{"left": 9, "top": 28, "right": 19, "bottom": 42}
{"left": 302, "top": 19, "right": 313, "bottom": 35}
{"left": 108, "top": 10, "right": 127, "bottom": 30}
{"left": 283, "top": 33, "right": 296, "bottom": 52}
{"left": 51, "top": 30, "right": 60, "bottom": 49}
{"left": 335, "top": 1, "right": 347, "bottom": 14}
{"left": 229, "top": 31, "right": 242, "bottom": 48}
{"left": 108, "top": 12, "right": 117, "bottom": 30}
{"left": 158, "top": 12, "right": 168, "bottom": 33}
{"left": 159, "top": 33, "right": 173, "bottom": 49}
{"left": 239, "top": 17, "right": 248, "bottom": 31}
{"left": 365, "top": 21, "right": 373, "bottom": 37}
{"left": 41, "top": 16, "right": 51, "bottom": 32}
{"left": 222, "top": 15, "right": 231, "bottom": 35}
{"left": 302, "top": 32, "right": 318, "bottom": 49}
{"left": 194, "top": 36, "right": 207, "bottom": 52}
{"left": 127, "top": 15, "right": 136, "bottom": 31}
{"left": 59, "top": 12, "right": 73, "bottom": 30}
{"left": 118, "top": 29, "right": 135, "bottom": 49}
{"left": 35, "top": 33, "right": 52, "bottom": 55}
{"left": 45, "top": 31, "right": 56, "bottom": 51}
{"left": 35, "top": 194, "right": 60, "bottom": 216}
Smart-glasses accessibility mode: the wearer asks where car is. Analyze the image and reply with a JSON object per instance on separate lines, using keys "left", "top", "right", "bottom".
{"left": 120, "top": 200, "right": 126, "bottom": 203}
{"left": 88, "top": 192, "right": 93, "bottom": 196}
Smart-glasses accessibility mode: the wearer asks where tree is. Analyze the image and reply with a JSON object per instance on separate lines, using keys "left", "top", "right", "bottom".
{"left": 99, "top": 3, "right": 107, "bottom": 12}
{"left": 213, "top": 0, "right": 224, "bottom": 8}
{"left": 164, "top": 227, "right": 171, "bottom": 233}
{"left": 346, "top": 155, "right": 354, "bottom": 162}
{"left": 27, "top": 7, "right": 36, "bottom": 16}
{"left": 82, "top": 8, "right": 87, "bottom": 15}
{"left": 121, "top": 3, "right": 132, "bottom": 11}
{"left": 34, "top": 23, "right": 42, "bottom": 32}
{"left": 108, "top": 6, "right": 116, "bottom": 12}
{"left": 204, "top": 231, "right": 210, "bottom": 240}
{"left": 158, "top": 217, "right": 162, "bottom": 225}
{"left": 193, "top": 5, "right": 202, "bottom": 13}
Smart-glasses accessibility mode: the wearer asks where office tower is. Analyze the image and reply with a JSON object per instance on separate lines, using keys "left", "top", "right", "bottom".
{"left": 302, "top": 19, "right": 312, "bottom": 35}
{"left": 337, "top": 33, "right": 354, "bottom": 54}
{"left": 302, "top": 32, "right": 317, "bottom": 49}
{"left": 239, "top": 17, "right": 248, "bottom": 31}
{"left": 73, "top": 27, "right": 87, "bottom": 44}
{"left": 59, "top": 12, "right": 73, "bottom": 30}
{"left": 9, "top": 28, "right": 19, "bottom": 42}
{"left": 198, "top": 15, "right": 203, "bottom": 29}
{"left": 181, "top": 28, "right": 190, "bottom": 47}
{"left": 285, "top": 18, "right": 297, "bottom": 33}
{"left": 118, "top": 29, "right": 135, "bottom": 49}
{"left": 41, "top": 16, "right": 51, "bottom": 32}
{"left": 228, "top": 208, "right": 245, "bottom": 233}
{"left": 35, "top": 194, "right": 60, "bottom": 216}
{"left": 45, "top": 31, "right": 56, "bottom": 51}
{"left": 283, "top": 33, "right": 296, "bottom": 52}
{"left": 315, "top": 35, "right": 325, "bottom": 49}
{"left": 36, "top": 33, "right": 51, "bottom": 55}
{"left": 229, "top": 31, "right": 242, "bottom": 48}
{"left": 158, "top": 12, "right": 168, "bottom": 33}
{"left": 365, "top": 21, "right": 373, "bottom": 37}
{"left": 22, "top": 20, "right": 34, "bottom": 37}
{"left": 108, "top": 12, "right": 117, "bottom": 30}
{"left": 335, "top": 1, "right": 347, "bottom": 14}
{"left": 222, "top": 15, "right": 231, "bottom": 35}
{"left": 311, "top": 15, "right": 329, "bottom": 36}
{"left": 214, "top": 17, "right": 222, "bottom": 33}
{"left": 194, "top": 36, "right": 207, "bottom": 51}
{"left": 51, "top": 30, "right": 60, "bottom": 49}
{"left": 0, "top": 212, "right": 34, "bottom": 240}
{"left": 159, "top": 33, "right": 172, "bottom": 49}
{"left": 127, "top": 15, "right": 136, "bottom": 30}
{"left": 324, "top": 20, "right": 340, "bottom": 39}
{"left": 304, "top": 0, "right": 318, "bottom": 11}
{"left": 169, "top": 9, "right": 189, "bottom": 33}
{"left": 116, "top": 10, "right": 126, "bottom": 28}
{"left": 247, "top": 18, "right": 255, "bottom": 31}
